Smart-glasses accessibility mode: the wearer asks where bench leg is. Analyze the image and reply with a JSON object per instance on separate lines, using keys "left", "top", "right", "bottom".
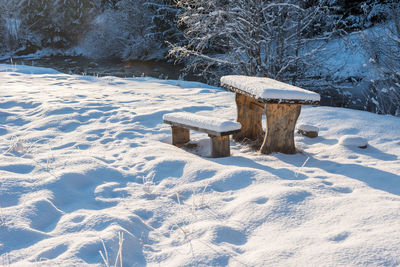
{"left": 260, "top": 104, "right": 301, "bottom": 154}
{"left": 172, "top": 126, "right": 190, "bottom": 147}
{"left": 210, "top": 135, "right": 230, "bottom": 158}
{"left": 233, "top": 93, "right": 264, "bottom": 142}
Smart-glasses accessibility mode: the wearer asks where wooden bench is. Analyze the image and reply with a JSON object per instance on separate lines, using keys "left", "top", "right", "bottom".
{"left": 163, "top": 112, "right": 241, "bottom": 157}
{"left": 220, "top": 75, "right": 320, "bottom": 154}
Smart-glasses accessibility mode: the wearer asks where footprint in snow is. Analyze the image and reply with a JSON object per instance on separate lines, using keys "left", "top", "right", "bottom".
{"left": 321, "top": 180, "right": 333, "bottom": 186}
{"left": 25, "top": 199, "right": 63, "bottom": 232}
{"left": 213, "top": 226, "right": 247, "bottom": 246}
{"left": 116, "top": 131, "right": 136, "bottom": 140}
{"left": 348, "top": 155, "right": 359, "bottom": 159}
{"left": 319, "top": 180, "right": 353, "bottom": 194}
{"left": 52, "top": 142, "right": 76, "bottom": 150}
{"left": 222, "top": 197, "right": 235, "bottom": 202}
{"left": 133, "top": 209, "right": 154, "bottom": 220}
{"left": 0, "top": 226, "right": 48, "bottom": 254}
{"left": 0, "top": 127, "right": 7, "bottom": 136}
{"left": 94, "top": 182, "right": 129, "bottom": 199}
{"left": 100, "top": 137, "right": 114, "bottom": 145}
{"left": 0, "top": 164, "right": 35, "bottom": 174}
{"left": 192, "top": 169, "right": 217, "bottom": 181}
{"left": 253, "top": 197, "right": 268, "bottom": 205}
{"left": 35, "top": 244, "right": 68, "bottom": 261}
{"left": 331, "top": 186, "right": 353, "bottom": 194}
{"left": 329, "top": 231, "right": 350, "bottom": 242}
{"left": 76, "top": 143, "right": 90, "bottom": 150}
{"left": 49, "top": 171, "right": 121, "bottom": 212}
{"left": 339, "top": 128, "right": 360, "bottom": 135}
{"left": 209, "top": 170, "right": 254, "bottom": 192}
{"left": 151, "top": 160, "right": 186, "bottom": 184}
{"left": 58, "top": 121, "right": 81, "bottom": 133}
{"left": 71, "top": 215, "right": 86, "bottom": 223}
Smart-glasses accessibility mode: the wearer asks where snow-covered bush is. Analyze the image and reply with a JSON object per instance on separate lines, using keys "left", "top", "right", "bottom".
{"left": 145, "top": 0, "right": 184, "bottom": 54}
{"left": 0, "top": 0, "right": 100, "bottom": 55}
{"left": 170, "top": 0, "right": 340, "bottom": 84}
{"left": 52, "top": 0, "right": 99, "bottom": 48}
{"left": 0, "top": 0, "right": 25, "bottom": 53}
{"left": 81, "top": 0, "right": 177, "bottom": 60}
{"left": 327, "top": 0, "right": 389, "bottom": 32}
{"left": 79, "top": 8, "right": 125, "bottom": 58}
{"left": 362, "top": 3, "right": 400, "bottom": 116}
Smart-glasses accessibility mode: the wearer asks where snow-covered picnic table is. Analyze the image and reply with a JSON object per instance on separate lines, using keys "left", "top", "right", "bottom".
{"left": 220, "top": 75, "right": 320, "bottom": 154}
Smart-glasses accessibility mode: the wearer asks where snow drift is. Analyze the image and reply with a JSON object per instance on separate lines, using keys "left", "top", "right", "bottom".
{"left": 0, "top": 64, "right": 400, "bottom": 266}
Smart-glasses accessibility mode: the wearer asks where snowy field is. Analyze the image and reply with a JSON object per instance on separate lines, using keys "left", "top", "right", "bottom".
{"left": 0, "top": 64, "right": 400, "bottom": 266}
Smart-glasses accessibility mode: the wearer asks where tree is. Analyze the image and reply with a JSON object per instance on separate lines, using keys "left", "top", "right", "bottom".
{"left": 145, "top": 0, "right": 184, "bottom": 53}
{"left": 81, "top": 0, "right": 157, "bottom": 59}
{"left": 19, "top": 0, "right": 56, "bottom": 50}
{"left": 0, "top": 0, "right": 24, "bottom": 53}
{"left": 53, "top": 0, "right": 99, "bottom": 48}
{"left": 170, "top": 0, "right": 339, "bottom": 84}
{"left": 0, "top": 0, "right": 101, "bottom": 55}
{"left": 362, "top": 2, "right": 400, "bottom": 115}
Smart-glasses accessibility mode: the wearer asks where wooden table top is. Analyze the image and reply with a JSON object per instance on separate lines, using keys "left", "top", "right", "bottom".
{"left": 220, "top": 75, "right": 320, "bottom": 105}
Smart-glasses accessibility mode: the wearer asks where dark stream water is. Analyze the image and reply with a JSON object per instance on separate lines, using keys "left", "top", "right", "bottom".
{"left": 0, "top": 55, "right": 376, "bottom": 112}
{"left": 0, "top": 55, "right": 201, "bottom": 81}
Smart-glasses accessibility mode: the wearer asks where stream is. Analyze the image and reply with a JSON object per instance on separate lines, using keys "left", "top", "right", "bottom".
{"left": 0, "top": 55, "right": 371, "bottom": 112}
{"left": 0, "top": 55, "right": 201, "bottom": 81}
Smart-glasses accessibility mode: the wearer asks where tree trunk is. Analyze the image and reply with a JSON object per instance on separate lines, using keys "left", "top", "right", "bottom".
{"left": 233, "top": 93, "right": 264, "bottom": 142}
{"left": 260, "top": 104, "right": 301, "bottom": 154}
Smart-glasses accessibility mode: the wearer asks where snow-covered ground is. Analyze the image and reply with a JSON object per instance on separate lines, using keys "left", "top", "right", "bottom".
{"left": 1, "top": 64, "right": 400, "bottom": 266}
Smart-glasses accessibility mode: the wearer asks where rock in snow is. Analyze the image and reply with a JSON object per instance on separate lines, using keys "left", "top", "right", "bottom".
{"left": 297, "top": 124, "right": 319, "bottom": 138}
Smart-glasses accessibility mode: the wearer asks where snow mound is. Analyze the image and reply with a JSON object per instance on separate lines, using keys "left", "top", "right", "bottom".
{"left": 220, "top": 75, "right": 320, "bottom": 102}
{"left": 0, "top": 64, "right": 61, "bottom": 74}
{"left": 339, "top": 135, "right": 368, "bottom": 148}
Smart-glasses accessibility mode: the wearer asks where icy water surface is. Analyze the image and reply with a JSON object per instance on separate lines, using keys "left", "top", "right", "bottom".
{"left": 0, "top": 55, "right": 370, "bottom": 112}
{"left": 0, "top": 55, "right": 198, "bottom": 81}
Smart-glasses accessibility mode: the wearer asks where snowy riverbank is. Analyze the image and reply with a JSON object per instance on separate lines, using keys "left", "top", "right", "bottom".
{"left": 1, "top": 65, "right": 400, "bottom": 266}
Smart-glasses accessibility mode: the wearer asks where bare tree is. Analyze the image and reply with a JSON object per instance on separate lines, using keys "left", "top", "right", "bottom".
{"left": 362, "top": 2, "right": 400, "bottom": 115}
{"left": 170, "top": 0, "right": 337, "bottom": 84}
{"left": 81, "top": 0, "right": 157, "bottom": 59}
{"left": 0, "top": 0, "right": 25, "bottom": 53}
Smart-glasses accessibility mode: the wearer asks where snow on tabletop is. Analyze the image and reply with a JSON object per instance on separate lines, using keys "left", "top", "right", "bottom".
{"left": 221, "top": 75, "right": 321, "bottom": 102}
{"left": 1, "top": 64, "right": 400, "bottom": 267}
{"left": 163, "top": 112, "right": 241, "bottom": 132}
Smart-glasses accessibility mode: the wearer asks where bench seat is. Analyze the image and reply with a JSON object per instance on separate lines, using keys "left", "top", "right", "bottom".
{"left": 163, "top": 112, "right": 241, "bottom": 157}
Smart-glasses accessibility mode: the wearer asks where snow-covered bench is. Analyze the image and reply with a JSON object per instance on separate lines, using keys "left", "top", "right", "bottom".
{"left": 220, "top": 75, "right": 320, "bottom": 154}
{"left": 163, "top": 112, "right": 241, "bottom": 157}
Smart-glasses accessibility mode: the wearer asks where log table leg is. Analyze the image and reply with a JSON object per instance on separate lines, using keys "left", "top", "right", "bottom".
{"left": 233, "top": 93, "right": 264, "bottom": 142}
{"left": 260, "top": 104, "right": 301, "bottom": 154}
{"left": 210, "top": 135, "right": 230, "bottom": 158}
{"left": 171, "top": 126, "right": 190, "bottom": 147}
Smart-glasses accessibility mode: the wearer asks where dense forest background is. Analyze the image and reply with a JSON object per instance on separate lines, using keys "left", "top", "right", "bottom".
{"left": 0, "top": 0, "right": 399, "bottom": 115}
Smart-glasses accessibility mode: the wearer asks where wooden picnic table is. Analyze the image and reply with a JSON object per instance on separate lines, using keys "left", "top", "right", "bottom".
{"left": 220, "top": 75, "right": 320, "bottom": 154}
